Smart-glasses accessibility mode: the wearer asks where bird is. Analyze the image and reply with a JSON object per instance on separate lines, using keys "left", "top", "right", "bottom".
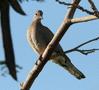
{"left": 27, "top": 10, "right": 85, "bottom": 80}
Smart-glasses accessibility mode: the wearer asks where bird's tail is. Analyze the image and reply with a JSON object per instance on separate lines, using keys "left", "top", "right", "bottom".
{"left": 53, "top": 55, "right": 85, "bottom": 80}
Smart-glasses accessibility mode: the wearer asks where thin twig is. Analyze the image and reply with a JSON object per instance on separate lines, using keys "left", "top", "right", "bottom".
{"left": 19, "top": 0, "right": 44, "bottom": 3}
{"left": 56, "top": 0, "right": 94, "bottom": 15}
{"left": 0, "top": 61, "right": 5, "bottom": 65}
{"left": 76, "top": 49, "right": 99, "bottom": 55}
{"left": 16, "top": 65, "right": 22, "bottom": 70}
{"left": 88, "top": 0, "right": 99, "bottom": 17}
{"left": 88, "top": 0, "right": 98, "bottom": 12}
{"left": 74, "top": 37, "right": 99, "bottom": 48}
{"left": 65, "top": 36, "right": 99, "bottom": 55}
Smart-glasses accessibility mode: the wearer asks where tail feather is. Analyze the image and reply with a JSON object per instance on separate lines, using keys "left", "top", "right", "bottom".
{"left": 53, "top": 55, "right": 85, "bottom": 80}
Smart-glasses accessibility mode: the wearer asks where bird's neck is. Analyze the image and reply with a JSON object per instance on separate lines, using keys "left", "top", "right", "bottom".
{"left": 33, "top": 19, "right": 42, "bottom": 25}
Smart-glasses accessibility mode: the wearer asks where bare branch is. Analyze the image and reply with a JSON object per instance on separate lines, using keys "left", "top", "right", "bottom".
{"left": 65, "top": 36, "right": 99, "bottom": 55}
{"left": 76, "top": 5, "right": 94, "bottom": 15}
{"left": 19, "top": 0, "right": 44, "bottom": 3}
{"left": 0, "top": 61, "right": 5, "bottom": 65}
{"left": 88, "top": 0, "right": 99, "bottom": 17}
{"left": 20, "top": 0, "right": 81, "bottom": 90}
{"left": 56, "top": 0, "right": 73, "bottom": 6}
{"left": 56, "top": 0, "right": 94, "bottom": 15}
{"left": 88, "top": 0, "right": 98, "bottom": 12}
{"left": 71, "top": 15, "right": 98, "bottom": 24}
{"left": 76, "top": 49, "right": 99, "bottom": 55}
{"left": 0, "top": 70, "right": 8, "bottom": 77}
{"left": 74, "top": 37, "right": 99, "bottom": 49}
{"left": 16, "top": 65, "right": 22, "bottom": 70}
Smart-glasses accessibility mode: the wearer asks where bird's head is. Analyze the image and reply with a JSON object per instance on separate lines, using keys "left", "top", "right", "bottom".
{"left": 33, "top": 10, "right": 43, "bottom": 21}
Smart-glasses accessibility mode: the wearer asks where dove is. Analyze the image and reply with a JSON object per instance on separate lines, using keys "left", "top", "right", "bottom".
{"left": 27, "top": 10, "right": 85, "bottom": 79}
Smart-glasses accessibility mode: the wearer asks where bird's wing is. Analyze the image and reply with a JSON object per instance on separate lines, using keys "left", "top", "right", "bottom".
{"left": 41, "top": 25, "right": 54, "bottom": 44}
{"left": 42, "top": 25, "right": 64, "bottom": 54}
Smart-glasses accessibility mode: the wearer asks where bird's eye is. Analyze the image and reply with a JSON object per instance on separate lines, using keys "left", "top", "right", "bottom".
{"left": 35, "top": 13, "right": 37, "bottom": 15}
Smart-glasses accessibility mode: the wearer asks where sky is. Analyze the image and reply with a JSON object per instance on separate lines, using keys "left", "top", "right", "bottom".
{"left": 0, "top": 0, "right": 99, "bottom": 90}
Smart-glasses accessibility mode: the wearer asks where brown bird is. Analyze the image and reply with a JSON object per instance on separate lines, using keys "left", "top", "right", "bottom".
{"left": 27, "top": 10, "right": 85, "bottom": 79}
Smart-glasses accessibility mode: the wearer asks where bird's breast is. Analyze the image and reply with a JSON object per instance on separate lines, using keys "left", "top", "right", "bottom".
{"left": 28, "top": 26, "right": 47, "bottom": 54}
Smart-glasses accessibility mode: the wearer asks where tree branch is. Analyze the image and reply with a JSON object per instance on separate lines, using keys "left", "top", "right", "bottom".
{"left": 88, "top": 0, "right": 99, "bottom": 17}
{"left": 65, "top": 36, "right": 99, "bottom": 55}
{"left": 19, "top": 0, "right": 44, "bottom": 3}
{"left": 76, "top": 49, "right": 99, "bottom": 55}
{"left": 56, "top": 0, "right": 99, "bottom": 24}
{"left": 88, "top": 0, "right": 98, "bottom": 12}
{"left": 56, "top": 0, "right": 94, "bottom": 15}
{"left": 0, "top": 61, "right": 6, "bottom": 65}
{"left": 71, "top": 15, "right": 99, "bottom": 24}
{"left": 20, "top": 0, "right": 81, "bottom": 90}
